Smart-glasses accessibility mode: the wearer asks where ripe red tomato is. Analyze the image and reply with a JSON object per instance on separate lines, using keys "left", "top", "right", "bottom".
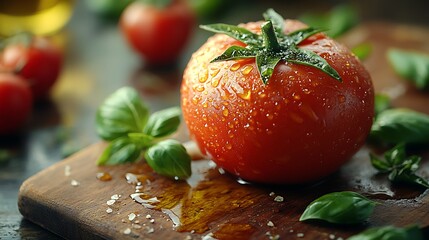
{"left": 120, "top": 0, "right": 195, "bottom": 65}
{"left": 1, "top": 36, "right": 63, "bottom": 99}
{"left": 181, "top": 20, "right": 374, "bottom": 184}
{"left": 0, "top": 74, "right": 33, "bottom": 135}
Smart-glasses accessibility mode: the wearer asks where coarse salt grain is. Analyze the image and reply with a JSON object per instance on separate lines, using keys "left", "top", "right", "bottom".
{"left": 297, "top": 233, "right": 304, "bottom": 238}
{"left": 128, "top": 213, "right": 136, "bottom": 221}
{"left": 150, "top": 219, "right": 155, "bottom": 223}
{"left": 329, "top": 234, "right": 336, "bottom": 239}
{"left": 133, "top": 224, "right": 142, "bottom": 229}
{"left": 147, "top": 227, "right": 155, "bottom": 233}
{"left": 274, "top": 196, "right": 284, "bottom": 202}
{"left": 337, "top": 238, "right": 344, "bottom": 240}
{"left": 123, "top": 228, "right": 131, "bottom": 235}
{"left": 106, "top": 208, "right": 113, "bottom": 214}
{"left": 146, "top": 214, "right": 152, "bottom": 219}
{"left": 267, "top": 221, "right": 274, "bottom": 227}
{"left": 111, "top": 194, "right": 120, "bottom": 200}
{"left": 269, "top": 192, "right": 275, "bottom": 197}
{"left": 70, "top": 180, "right": 80, "bottom": 187}
{"left": 184, "top": 235, "right": 193, "bottom": 240}
{"left": 106, "top": 199, "right": 116, "bottom": 205}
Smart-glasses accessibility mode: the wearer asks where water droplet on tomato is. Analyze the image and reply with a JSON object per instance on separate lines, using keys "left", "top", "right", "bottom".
{"left": 227, "top": 122, "right": 234, "bottom": 129}
{"left": 238, "top": 89, "right": 251, "bottom": 100}
{"left": 199, "top": 70, "right": 208, "bottom": 83}
{"left": 241, "top": 65, "right": 253, "bottom": 75}
{"left": 193, "top": 84, "right": 205, "bottom": 92}
{"left": 210, "top": 67, "right": 220, "bottom": 77}
{"left": 302, "top": 88, "right": 311, "bottom": 94}
{"left": 266, "top": 113, "right": 273, "bottom": 120}
{"left": 192, "top": 96, "right": 201, "bottom": 104}
{"left": 226, "top": 143, "right": 232, "bottom": 150}
{"left": 293, "top": 93, "right": 301, "bottom": 100}
{"left": 222, "top": 108, "right": 229, "bottom": 117}
{"left": 230, "top": 63, "right": 241, "bottom": 71}
{"left": 211, "top": 77, "right": 220, "bottom": 87}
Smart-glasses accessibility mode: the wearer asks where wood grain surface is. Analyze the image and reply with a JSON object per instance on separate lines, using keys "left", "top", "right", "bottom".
{"left": 18, "top": 22, "right": 429, "bottom": 240}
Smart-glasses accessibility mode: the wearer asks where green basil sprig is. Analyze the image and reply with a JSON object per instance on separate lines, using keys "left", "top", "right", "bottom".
{"left": 96, "top": 87, "right": 191, "bottom": 180}
{"left": 370, "top": 108, "right": 429, "bottom": 145}
{"left": 347, "top": 225, "right": 423, "bottom": 240}
{"left": 370, "top": 143, "right": 429, "bottom": 188}
{"left": 387, "top": 48, "right": 429, "bottom": 90}
{"left": 300, "top": 191, "right": 376, "bottom": 224}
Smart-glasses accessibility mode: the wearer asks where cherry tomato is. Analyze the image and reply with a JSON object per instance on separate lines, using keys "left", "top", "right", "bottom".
{"left": 181, "top": 20, "right": 374, "bottom": 184}
{"left": 120, "top": 0, "right": 195, "bottom": 65}
{"left": 1, "top": 36, "right": 63, "bottom": 99}
{"left": 0, "top": 74, "right": 33, "bottom": 135}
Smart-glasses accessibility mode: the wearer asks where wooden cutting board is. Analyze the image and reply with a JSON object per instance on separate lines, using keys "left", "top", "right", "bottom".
{"left": 18, "top": 22, "right": 429, "bottom": 240}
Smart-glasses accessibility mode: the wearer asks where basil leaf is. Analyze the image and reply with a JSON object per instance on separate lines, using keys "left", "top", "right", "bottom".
{"left": 128, "top": 132, "right": 155, "bottom": 147}
{"left": 347, "top": 225, "right": 423, "bottom": 240}
{"left": 369, "top": 153, "right": 391, "bottom": 173}
{"left": 370, "top": 108, "right": 429, "bottom": 145}
{"left": 143, "top": 107, "right": 181, "bottom": 138}
{"left": 299, "top": 4, "right": 358, "bottom": 38}
{"left": 374, "top": 94, "right": 390, "bottom": 116}
{"left": 384, "top": 143, "right": 406, "bottom": 166}
{"left": 370, "top": 144, "right": 429, "bottom": 189}
{"left": 96, "top": 87, "right": 149, "bottom": 141}
{"left": 144, "top": 139, "right": 191, "bottom": 180}
{"left": 300, "top": 191, "right": 376, "bottom": 224}
{"left": 352, "top": 43, "right": 372, "bottom": 61}
{"left": 387, "top": 48, "right": 429, "bottom": 89}
{"left": 390, "top": 171, "right": 429, "bottom": 189}
{"left": 97, "top": 137, "right": 142, "bottom": 165}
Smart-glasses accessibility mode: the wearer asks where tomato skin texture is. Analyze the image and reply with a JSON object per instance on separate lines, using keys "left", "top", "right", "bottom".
{"left": 120, "top": 0, "right": 195, "bottom": 65}
{"left": 181, "top": 20, "right": 374, "bottom": 184}
{"left": 1, "top": 37, "right": 63, "bottom": 99}
{"left": 0, "top": 74, "right": 33, "bottom": 135}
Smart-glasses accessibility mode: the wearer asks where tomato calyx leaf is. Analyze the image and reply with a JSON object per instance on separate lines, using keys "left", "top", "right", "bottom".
{"left": 200, "top": 9, "right": 342, "bottom": 84}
